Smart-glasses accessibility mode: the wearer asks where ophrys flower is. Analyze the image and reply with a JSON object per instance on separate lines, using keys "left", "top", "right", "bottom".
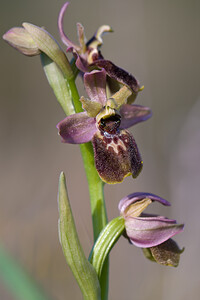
{"left": 57, "top": 69, "right": 152, "bottom": 183}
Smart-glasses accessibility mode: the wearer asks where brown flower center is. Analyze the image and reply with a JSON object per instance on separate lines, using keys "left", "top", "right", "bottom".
{"left": 99, "top": 114, "right": 121, "bottom": 135}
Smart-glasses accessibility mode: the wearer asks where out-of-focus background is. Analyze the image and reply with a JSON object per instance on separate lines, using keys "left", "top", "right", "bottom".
{"left": 1, "top": 0, "right": 200, "bottom": 299}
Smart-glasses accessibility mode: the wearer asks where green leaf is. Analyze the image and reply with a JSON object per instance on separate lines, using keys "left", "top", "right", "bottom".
{"left": 58, "top": 172, "right": 101, "bottom": 300}
{"left": 0, "top": 245, "right": 50, "bottom": 300}
{"left": 89, "top": 216, "right": 125, "bottom": 278}
{"left": 41, "top": 53, "right": 75, "bottom": 116}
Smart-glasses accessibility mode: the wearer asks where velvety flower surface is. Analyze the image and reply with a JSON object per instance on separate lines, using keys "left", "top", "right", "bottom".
{"left": 145, "top": 238, "right": 184, "bottom": 267}
{"left": 118, "top": 192, "right": 184, "bottom": 248}
{"left": 57, "top": 69, "right": 152, "bottom": 184}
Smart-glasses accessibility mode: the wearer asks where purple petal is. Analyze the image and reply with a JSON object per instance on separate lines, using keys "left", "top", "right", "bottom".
{"left": 84, "top": 70, "right": 107, "bottom": 105}
{"left": 125, "top": 216, "right": 184, "bottom": 248}
{"left": 58, "top": 2, "right": 80, "bottom": 50}
{"left": 120, "top": 104, "right": 152, "bottom": 129}
{"left": 66, "top": 47, "right": 89, "bottom": 72}
{"left": 140, "top": 214, "right": 177, "bottom": 223}
{"left": 57, "top": 112, "right": 97, "bottom": 144}
{"left": 119, "top": 192, "right": 170, "bottom": 214}
{"left": 75, "top": 54, "right": 89, "bottom": 72}
{"left": 92, "top": 59, "right": 140, "bottom": 94}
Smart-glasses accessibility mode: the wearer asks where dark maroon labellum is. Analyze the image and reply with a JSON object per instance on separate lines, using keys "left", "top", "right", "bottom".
{"left": 98, "top": 114, "right": 121, "bottom": 135}
{"left": 92, "top": 128, "right": 143, "bottom": 183}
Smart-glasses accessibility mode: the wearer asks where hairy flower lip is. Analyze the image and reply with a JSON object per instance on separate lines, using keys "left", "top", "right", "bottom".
{"left": 147, "top": 238, "right": 184, "bottom": 267}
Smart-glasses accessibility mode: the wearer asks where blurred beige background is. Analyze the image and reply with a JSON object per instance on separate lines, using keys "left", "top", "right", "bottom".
{"left": 1, "top": 0, "right": 200, "bottom": 299}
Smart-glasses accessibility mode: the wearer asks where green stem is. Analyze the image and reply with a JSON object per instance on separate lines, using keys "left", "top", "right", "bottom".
{"left": 68, "top": 78, "right": 83, "bottom": 113}
{"left": 80, "top": 143, "right": 107, "bottom": 240}
{"left": 70, "top": 57, "right": 80, "bottom": 79}
{"left": 79, "top": 143, "right": 109, "bottom": 300}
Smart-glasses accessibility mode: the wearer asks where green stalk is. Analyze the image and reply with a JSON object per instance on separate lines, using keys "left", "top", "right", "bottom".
{"left": 80, "top": 143, "right": 107, "bottom": 240}
{"left": 68, "top": 78, "right": 83, "bottom": 113}
{"left": 79, "top": 142, "right": 109, "bottom": 299}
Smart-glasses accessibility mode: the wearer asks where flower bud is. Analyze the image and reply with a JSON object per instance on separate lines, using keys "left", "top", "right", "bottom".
{"left": 3, "top": 27, "right": 40, "bottom": 56}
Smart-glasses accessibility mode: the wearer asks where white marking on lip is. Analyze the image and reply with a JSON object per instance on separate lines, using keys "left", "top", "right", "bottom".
{"left": 106, "top": 137, "right": 126, "bottom": 154}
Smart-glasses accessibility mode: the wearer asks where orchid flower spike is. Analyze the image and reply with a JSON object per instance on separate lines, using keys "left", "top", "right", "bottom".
{"left": 119, "top": 192, "right": 184, "bottom": 266}
{"left": 57, "top": 69, "right": 152, "bottom": 184}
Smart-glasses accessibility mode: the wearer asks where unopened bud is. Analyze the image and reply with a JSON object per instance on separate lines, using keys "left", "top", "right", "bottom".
{"left": 3, "top": 27, "right": 40, "bottom": 56}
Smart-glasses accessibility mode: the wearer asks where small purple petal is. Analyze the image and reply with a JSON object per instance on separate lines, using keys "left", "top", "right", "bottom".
{"left": 75, "top": 54, "right": 89, "bottom": 72}
{"left": 125, "top": 216, "right": 184, "bottom": 248}
{"left": 92, "top": 59, "right": 140, "bottom": 94}
{"left": 66, "top": 46, "right": 89, "bottom": 72}
{"left": 120, "top": 104, "right": 152, "bottom": 129}
{"left": 118, "top": 192, "right": 170, "bottom": 214}
{"left": 57, "top": 112, "right": 97, "bottom": 144}
{"left": 58, "top": 2, "right": 80, "bottom": 50}
{"left": 84, "top": 70, "right": 107, "bottom": 105}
